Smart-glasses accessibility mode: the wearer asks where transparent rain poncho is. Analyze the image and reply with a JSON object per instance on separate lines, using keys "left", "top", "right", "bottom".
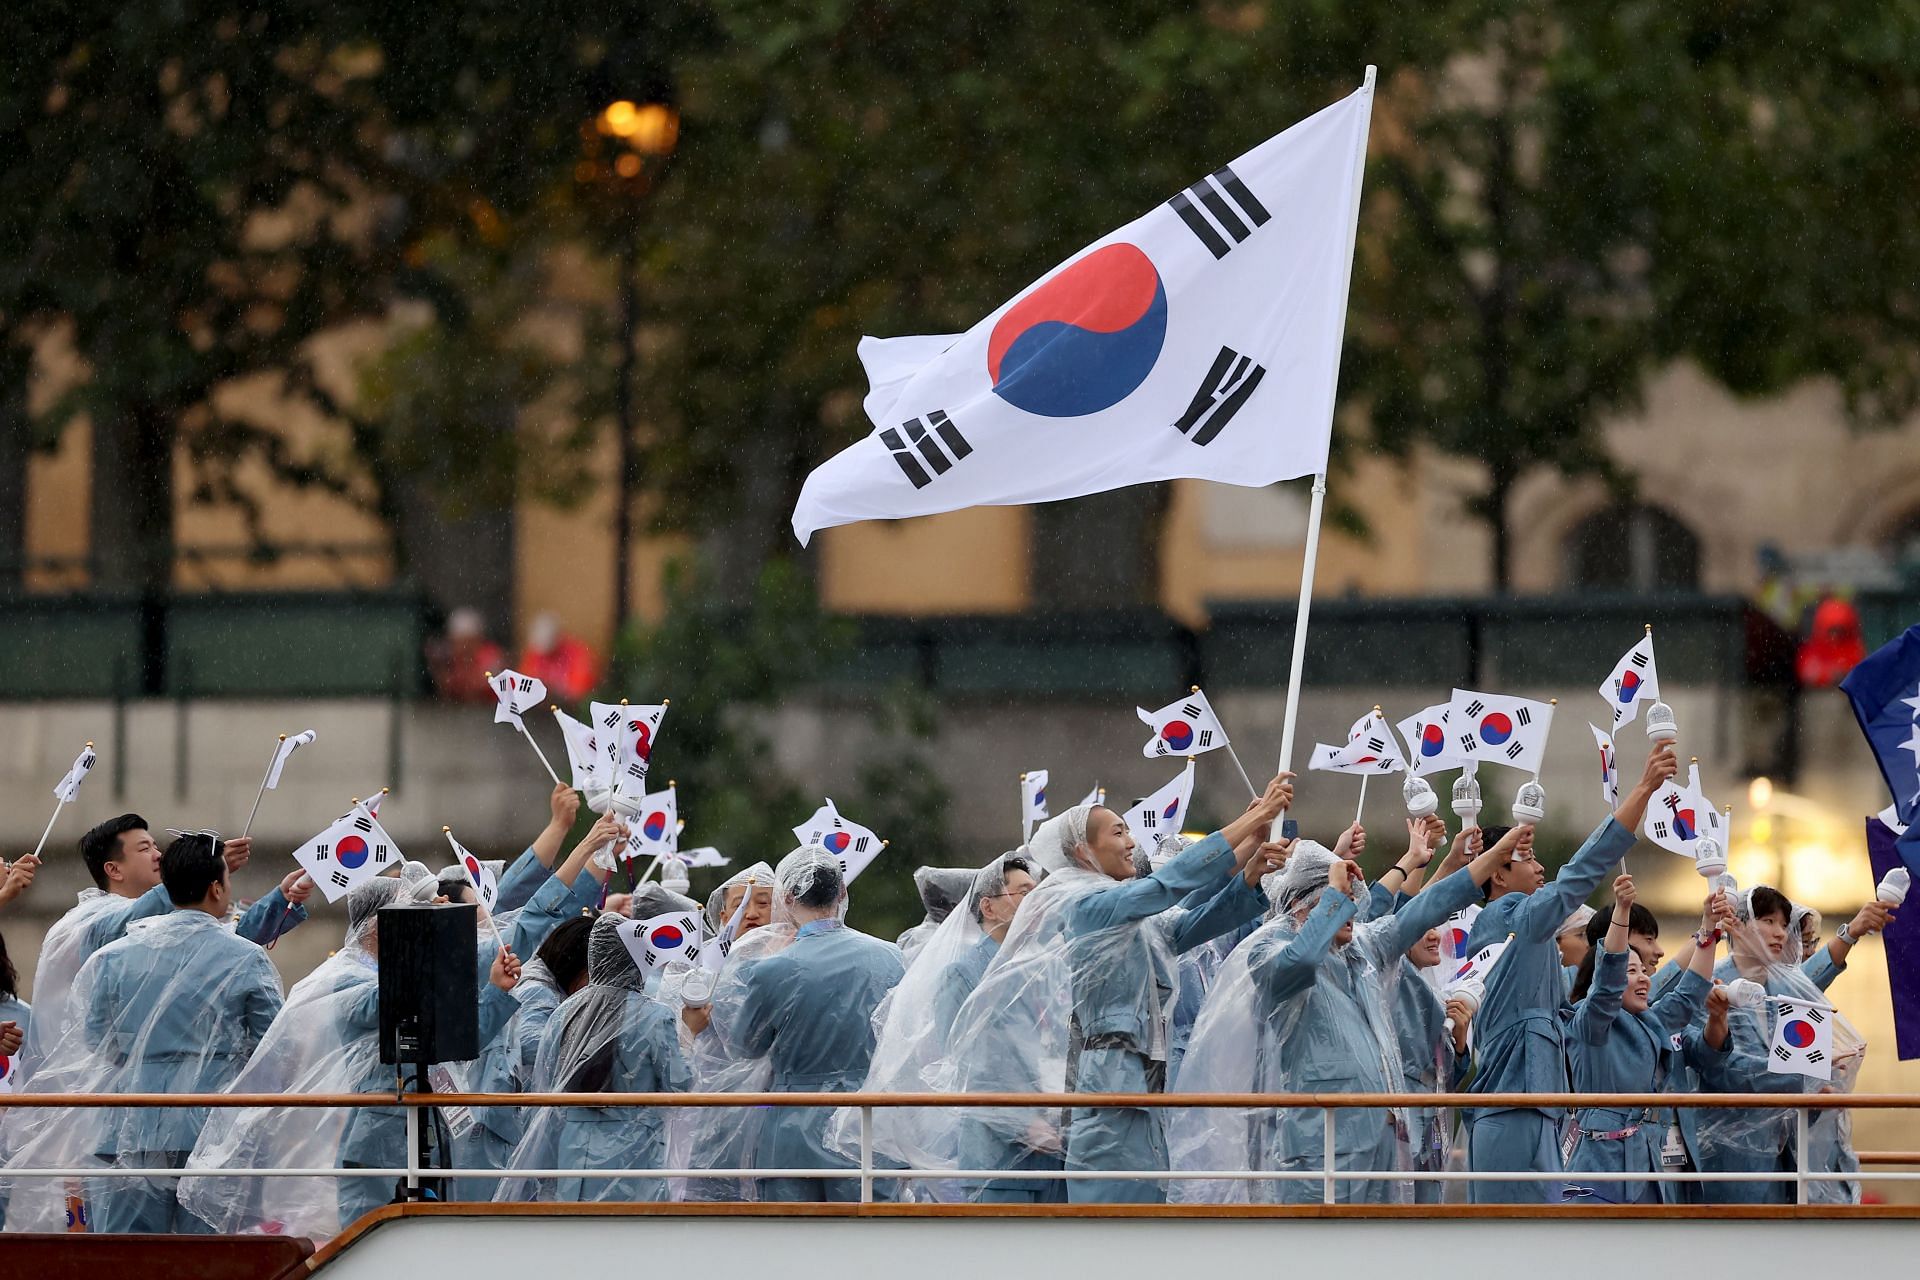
{"left": 929, "top": 806, "right": 1191, "bottom": 1193}
{"left": 494, "top": 913, "right": 690, "bottom": 1203}
{"left": 1690, "top": 893, "right": 1865, "bottom": 1205}
{"left": 0, "top": 907, "right": 284, "bottom": 1232}
{"left": 672, "top": 860, "right": 803, "bottom": 1203}
{"left": 1167, "top": 843, "right": 1414, "bottom": 1205}
{"left": 896, "top": 866, "right": 980, "bottom": 970}
{"left": 825, "top": 854, "right": 1014, "bottom": 1188}
{"left": 180, "top": 875, "right": 401, "bottom": 1239}
{"left": 703, "top": 861, "right": 775, "bottom": 932}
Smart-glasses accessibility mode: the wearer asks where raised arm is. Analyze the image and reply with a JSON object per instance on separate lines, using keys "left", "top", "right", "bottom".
{"left": 1218, "top": 774, "right": 1295, "bottom": 850}
{"left": 552, "top": 812, "right": 625, "bottom": 889}
{"left": 1372, "top": 815, "right": 1445, "bottom": 910}
{"left": 1514, "top": 744, "right": 1673, "bottom": 940}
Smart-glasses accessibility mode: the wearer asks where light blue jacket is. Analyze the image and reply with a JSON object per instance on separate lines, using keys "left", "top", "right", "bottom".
{"left": 1466, "top": 818, "right": 1636, "bottom": 1119}
{"left": 493, "top": 847, "right": 551, "bottom": 915}
{"left": 82, "top": 910, "right": 283, "bottom": 1155}
{"left": 732, "top": 921, "right": 905, "bottom": 1177}
{"left": 1565, "top": 949, "right": 1713, "bottom": 1203}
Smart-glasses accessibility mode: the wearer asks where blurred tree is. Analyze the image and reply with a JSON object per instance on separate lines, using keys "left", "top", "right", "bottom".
{"left": 0, "top": 5, "right": 699, "bottom": 598}
{"left": 631, "top": 3, "right": 1920, "bottom": 596}
{"left": 601, "top": 556, "right": 952, "bottom": 939}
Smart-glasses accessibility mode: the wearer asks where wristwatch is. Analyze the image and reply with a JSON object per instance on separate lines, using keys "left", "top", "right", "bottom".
{"left": 1836, "top": 922, "right": 1856, "bottom": 945}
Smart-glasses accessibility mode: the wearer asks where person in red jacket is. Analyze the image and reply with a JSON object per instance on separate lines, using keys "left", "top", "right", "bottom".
{"left": 520, "top": 611, "right": 600, "bottom": 703}
{"left": 1796, "top": 595, "right": 1866, "bottom": 687}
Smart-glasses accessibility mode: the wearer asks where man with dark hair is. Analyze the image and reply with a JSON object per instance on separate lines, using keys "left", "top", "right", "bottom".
{"left": 4, "top": 833, "right": 283, "bottom": 1233}
{"left": 22, "top": 815, "right": 305, "bottom": 1078}
{"left": 1463, "top": 741, "right": 1678, "bottom": 1202}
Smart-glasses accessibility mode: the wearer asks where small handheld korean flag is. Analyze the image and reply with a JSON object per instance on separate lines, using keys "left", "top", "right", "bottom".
{"left": 1138, "top": 689, "right": 1230, "bottom": 759}
{"left": 1397, "top": 703, "right": 1466, "bottom": 778}
{"left": 490, "top": 669, "right": 548, "bottom": 728}
{"left": 1438, "top": 905, "right": 1482, "bottom": 965}
{"left": 53, "top": 743, "right": 98, "bottom": 803}
{"left": 1448, "top": 933, "right": 1513, "bottom": 989}
{"left": 1447, "top": 689, "right": 1555, "bottom": 775}
{"left": 1644, "top": 768, "right": 1722, "bottom": 857}
{"left": 793, "top": 799, "right": 889, "bottom": 884}
{"left": 684, "top": 846, "right": 730, "bottom": 869}
{"left": 1022, "top": 770, "right": 1050, "bottom": 826}
{"left": 618, "top": 910, "right": 706, "bottom": 977}
{"left": 1079, "top": 783, "right": 1105, "bottom": 810}
{"left": 791, "top": 74, "right": 1375, "bottom": 545}
{"left": 1768, "top": 997, "right": 1834, "bottom": 1080}
{"left": 293, "top": 801, "right": 402, "bottom": 903}
{"left": 553, "top": 706, "right": 612, "bottom": 813}
{"left": 1600, "top": 631, "right": 1661, "bottom": 730}
{"left": 1310, "top": 709, "right": 1406, "bottom": 776}
{"left": 443, "top": 829, "right": 500, "bottom": 913}
{"left": 590, "top": 700, "right": 668, "bottom": 810}
{"left": 623, "top": 784, "right": 679, "bottom": 861}
{"left": 1589, "top": 723, "right": 1620, "bottom": 810}
{"left": 263, "top": 730, "right": 317, "bottom": 790}
{"left": 1121, "top": 764, "right": 1196, "bottom": 850}
{"left": 0, "top": 1044, "right": 16, "bottom": 1095}
{"left": 701, "top": 877, "right": 757, "bottom": 973}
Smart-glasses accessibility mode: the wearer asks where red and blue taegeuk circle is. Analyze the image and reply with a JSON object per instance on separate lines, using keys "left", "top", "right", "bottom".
{"left": 1421, "top": 724, "right": 1447, "bottom": 758}
{"left": 1784, "top": 1019, "right": 1816, "bottom": 1049}
{"left": 1160, "top": 720, "right": 1195, "bottom": 752}
{"left": 825, "top": 831, "right": 852, "bottom": 855}
{"left": 1616, "top": 671, "right": 1642, "bottom": 704}
{"left": 1162, "top": 798, "right": 1181, "bottom": 821}
{"left": 1673, "top": 810, "right": 1697, "bottom": 842}
{"left": 1478, "top": 712, "right": 1514, "bottom": 746}
{"left": 650, "top": 925, "right": 685, "bottom": 950}
{"left": 643, "top": 811, "right": 670, "bottom": 841}
{"left": 629, "top": 719, "right": 654, "bottom": 762}
{"left": 337, "top": 835, "right": 370, "bottom": 870}
{"left": 1442, "top": 926, "right": 1471, "bottom": 955}
{"left": 987, "top": 243, "right": 1168, "bottom": 418}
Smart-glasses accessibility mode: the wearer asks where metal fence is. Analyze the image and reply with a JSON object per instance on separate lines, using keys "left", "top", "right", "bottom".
{"left": 2, "top": 1089, "right": 1914, "bottom": 1211}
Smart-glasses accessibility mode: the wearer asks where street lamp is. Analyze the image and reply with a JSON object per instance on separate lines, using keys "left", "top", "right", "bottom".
{"left": 579, "top": 94, "right": 679, "bottom": 633}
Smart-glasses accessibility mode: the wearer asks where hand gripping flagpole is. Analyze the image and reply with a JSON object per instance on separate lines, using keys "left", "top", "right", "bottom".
{"left": 1271, "top": 66, "right": 1375, "bottom": 841}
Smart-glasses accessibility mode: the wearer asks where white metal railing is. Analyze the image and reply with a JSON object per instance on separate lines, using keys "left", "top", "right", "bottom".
{"left": 2, "top": 1090, "right": 1913, "bottom": 1212}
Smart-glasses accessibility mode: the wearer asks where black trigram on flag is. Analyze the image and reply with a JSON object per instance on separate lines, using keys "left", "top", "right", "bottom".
{"left": 1807, "top": 1006, "right": 1827, "bottom": 1024}
{"left": 330, "top": 869, "right": 351, "bottom": 889}
{"left": 1182, "top": 702, "right": 1204, "bottom": 719}
{"left": 1174, "top": 347, "right": 1265, "bottom": 446}
{"left": 1139, "top": 809, "right": 1159, "bottom": 829}
{"left": 517, "top": 677, "right": 534, "bottom": 693}
{"left": 313, "top": 843, "right": 332, "bottom": 861}
{"left": 372, "top": 843, "right": 392, "bottom": 865}
{"left": 1464, "top": 699, "right": 1487, "bottom": 718}
{"left": 882, "top": 411, "right": 972, "bottom": 489}
{"left": 1773, "top": 1044, "right": 1792, "bottom": 1062}
{"left": 600, "top": 709, "right": 622, "bottom": 730}
{"left": 1503, "top": 741, "right": 1524, "bottom": 761}
{"left": 1807, "top": 1048, "right": 1826, "bottom": 1063}
{"left": 352, "top": 815, "right": 373, "bottom": 834}
{"left": 1515, "top": 707, "right": 1534, "bottom": 727}
{"left": 625, "top": 762, "right": 646, "bottom": 782}
{"left": 1366, "top": 736, "right": 1387, "bottom": 753}
{"left": 1196, "top": 729, "right": 1214, "bottom": 748}
{"left": 1631, "top": 651, "right": 1649, "bottom": 670}
{"left": 1166, "top": 165, "right": 1272, "bottom": 259}
{"left": 1650, "top": 820, "right": 1671, "bottom": 840}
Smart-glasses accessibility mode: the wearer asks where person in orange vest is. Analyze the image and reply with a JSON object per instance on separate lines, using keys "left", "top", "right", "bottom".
{"left": 519, "top": 612, "right": 600, "bottom": 703}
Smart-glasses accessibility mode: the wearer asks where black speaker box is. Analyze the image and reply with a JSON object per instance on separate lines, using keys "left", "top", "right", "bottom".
{"left": 378, "top": 903, "right": 479, "bottom": 1065}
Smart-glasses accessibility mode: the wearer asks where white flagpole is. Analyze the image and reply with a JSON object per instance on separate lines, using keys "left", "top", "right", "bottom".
{"left": 1223, "top": 745, "right": 1259, "bottom": 800}
{"left": 1021, "top": 773, "right": 1034, "bottom": 845}
{"left": 1272, "top": 65, "right": 1375, "bottom": 842}
{"left": 520, "top": 723, "right": 564, "bottom": 788}
{"left": 1355, "top": 773, "right": 1369, "bottom": 825}
{"left": 30, "top": 798, "right": 67, "bottom": 861}
{"left": 242, "top": 735, "right": 284, "bottom": 839}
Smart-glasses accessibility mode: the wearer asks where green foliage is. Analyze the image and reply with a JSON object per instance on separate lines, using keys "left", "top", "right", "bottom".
{"left": 597, "top": 557, "right": 951, "bottom": 938}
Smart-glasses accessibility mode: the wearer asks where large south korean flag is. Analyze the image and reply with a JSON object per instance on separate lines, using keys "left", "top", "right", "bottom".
{"left": 791, "top": 73, "right": 1375, "bottom": 544}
